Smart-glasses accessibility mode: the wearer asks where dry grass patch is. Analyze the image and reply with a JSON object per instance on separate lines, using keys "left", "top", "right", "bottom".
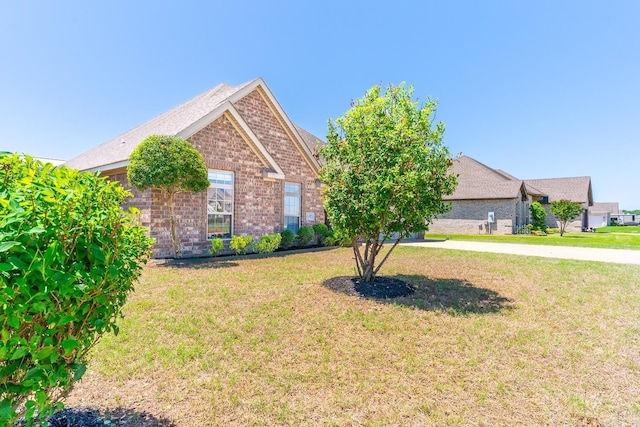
{"left": 65, "top": 247, "right": 640, "bottom": 426}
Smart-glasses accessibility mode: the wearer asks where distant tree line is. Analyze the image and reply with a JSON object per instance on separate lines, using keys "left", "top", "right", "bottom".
{"left": 622, "top": 209, "right": 640, "bottom": 215}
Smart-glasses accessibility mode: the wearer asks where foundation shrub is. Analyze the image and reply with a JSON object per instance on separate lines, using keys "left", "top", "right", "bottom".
{"left": 229, "top": 235, "right": 253, "bottom": 254}
{"left": 279, "top": 230, "right": 295, "bottom": 250}
{"left": 312, "top": 223, "right": 329, "bottom": 246}
{"left": 254, "top": 234, "right": 282, "bottom": 254}
{"left": 296, "top": 226, "right": 315, "bottom": 246}
{"left": 209, "top": 238, "right": 224, "bottom": 255}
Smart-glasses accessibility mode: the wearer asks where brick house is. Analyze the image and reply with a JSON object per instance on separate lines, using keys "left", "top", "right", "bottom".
{"left": 428, "top": 156, "right": 593, "bottom": 235}
{"left": 65, "top": 78, "right": 325, "bottom": 257}
{"left": 524, "top": 176, "right": 593, "bottom": 232}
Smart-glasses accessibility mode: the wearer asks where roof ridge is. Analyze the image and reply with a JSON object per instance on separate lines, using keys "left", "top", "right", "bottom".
{"left": 457, "top": 155, "right": 517, "bottom": 182}
{"left": 524, "top": 175, "right": 591, "bottom": 181}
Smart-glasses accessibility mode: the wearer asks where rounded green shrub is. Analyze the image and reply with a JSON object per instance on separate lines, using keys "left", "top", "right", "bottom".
{"left": 279, "top": 229, "right": 295, "bottom": 250}
{"left": 312, "top": 223, "right": 329, "bottom": 245}
{"left": 229, "top": 235, "right": 253, "bottom": 254}
{"left": 296, "top": 226, "right": 315, "bottom": 246}
{"left": 325, "top": 229, "right": 351, "bottom": 247}
{"left": 209, "top": 238, "right": 224, "bottom": 255}
{"left": 0, "top": 154, "right": 152, "bottom": 425}
{"left": 254, "top": 233, "right": 282, "bottom": 254}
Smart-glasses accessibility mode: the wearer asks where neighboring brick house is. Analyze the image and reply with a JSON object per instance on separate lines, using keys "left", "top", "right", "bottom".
{"left": 524, "top": 176, "right": 593, "bottom": 232}
{"left": 428, "top": 156, "right": 594, "bottom": 235}
{"left": 65, "top": 78, "right": 325, "bottom": 258}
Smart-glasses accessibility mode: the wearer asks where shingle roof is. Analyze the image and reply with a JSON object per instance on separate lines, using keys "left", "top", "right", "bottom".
{"left": 64, "top": 79, "right": 320, "bottom": 173}
{"left": 444, "top": 156, "right": 525, "bottom": 200}
{"left": 294, "top": 124, "right": 325, "bottom": 162}
{"left": 65, "top": 82, "right": 249, "bottom": 171}
{"left": 524, "top": 176, "right": 593, "bottom": 206}
{"left": 589, "top": 202, "right": 620, "bottom": 214}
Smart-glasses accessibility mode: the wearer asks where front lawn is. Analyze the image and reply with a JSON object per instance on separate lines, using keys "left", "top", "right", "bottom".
{"left": 596, "top": 225, "right": 640, "bottom": 234}
{"left": 66, "top": 247, "right": 640, "bottom": 426}
{"left": 424, "top": 231, "right": 640, "bottom": 250}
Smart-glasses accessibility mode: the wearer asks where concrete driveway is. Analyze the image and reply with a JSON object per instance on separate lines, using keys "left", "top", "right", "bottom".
{"left": 402, "top": 240, "right": 640, "bottom": 265}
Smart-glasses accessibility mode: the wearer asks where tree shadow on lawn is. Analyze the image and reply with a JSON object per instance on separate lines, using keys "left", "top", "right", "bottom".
{"left": 322, "top": 274, "right": 513, "bottom": 315}
{"left": 46, "top": 406, "right": 176, "bottom": 426}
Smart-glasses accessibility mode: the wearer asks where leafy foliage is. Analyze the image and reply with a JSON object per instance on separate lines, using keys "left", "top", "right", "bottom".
{"left": 312, "top": 223, "right": 329, "bottom": 246}
{"left": 550, "top": 199, "right": 584, "bottom": 236}
{"left": 209, "top": 238, "right": 224, "bottom": 256}
{"left": 279, "top": 230, "right": 296, "bottom": 250}
{"left": 128, "top": 135, "right": 209, "bottom": 258}
{"left": 296, "top": 226, "right": 315, "bottom": 246}
{"left": 229, "top": 235, "right": 253, "bottom": 254}
{"left": 529, "top": 201, "right": 547, "bottom": 231}
{"left": 0, "top": 154, "right": 152, "bottom": 425}
{"left": 254, "top": 234, "right": 282, "bottom": 254}
{"left": 320, "top": 83, "right": 457, "bottom": 281}
{"left": 324, "top": 229, "right": 351, "bottom": 247}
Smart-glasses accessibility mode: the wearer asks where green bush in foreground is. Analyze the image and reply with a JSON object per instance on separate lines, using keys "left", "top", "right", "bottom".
{"left": 254, "top": 234, "right": 282, "bottom": 254}
{"left": 279, "top": 230, "right": 295, "bottom": 249}
{"left": 0, "top": 154, "right": 152, "bottom": 425}
{"left": 297, "top": 226, "right": 315, "bottom": 246}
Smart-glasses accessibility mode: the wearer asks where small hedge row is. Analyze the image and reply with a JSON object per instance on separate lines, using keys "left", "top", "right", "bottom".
{"left": 209, "top": 223, "right": 342, "bottom": 256}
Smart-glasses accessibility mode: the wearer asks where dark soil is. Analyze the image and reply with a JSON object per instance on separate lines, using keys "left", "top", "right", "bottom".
{"left": 323, "top": 276, "right": 415, "bottom": 299}
{"left": 24, "top": 406, "right": 176, "bottom": 427}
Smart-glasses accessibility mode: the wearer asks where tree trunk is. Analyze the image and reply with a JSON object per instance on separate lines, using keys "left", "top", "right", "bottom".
{"left": 360, "top": 237, "right": 379, "bottom": 282}
{"left": 168, "top": 191, "right": 181, "bottom": 258}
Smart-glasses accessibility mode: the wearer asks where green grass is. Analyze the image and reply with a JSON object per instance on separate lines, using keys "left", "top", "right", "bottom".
{"left": 424, "top": 231, "right": 640, "bottom": 250}
{"left": 65, "top": 247, "right": 640, "bottom": 426}
{"left": 595, "top": 225, "right": 640, "bottom": 234}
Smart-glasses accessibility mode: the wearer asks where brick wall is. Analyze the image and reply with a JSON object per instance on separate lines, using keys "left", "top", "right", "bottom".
{"left": 108, "top": 172, "right": 152, "bottom": 231}
{"left": 428, "top": 218, "right": 514, "bottom": 235}
{"left": 232, "top": 88, "right": 325, "bottom": 225}
{"left": 109, "top": 87, "right": 325, "bottom": 258}
{"left": 428, "top": 199, "right": 517, "bottom": 235}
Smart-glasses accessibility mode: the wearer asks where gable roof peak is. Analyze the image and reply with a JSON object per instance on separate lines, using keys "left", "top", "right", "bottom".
{"left": 64, "top": 77, "right": 320, "bottom": 175}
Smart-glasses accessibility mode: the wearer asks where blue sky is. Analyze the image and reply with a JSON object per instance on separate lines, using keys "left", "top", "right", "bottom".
{"left": 2, "top": 1, "right": 639, "bottom": 209}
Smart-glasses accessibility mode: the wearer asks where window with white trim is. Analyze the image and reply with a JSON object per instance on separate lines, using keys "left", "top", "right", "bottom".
{"left": 284, "top": 182, "right": 301, "bottom": 232}
{"left": 207, "top": 170, "right": 234, "bottom": 239}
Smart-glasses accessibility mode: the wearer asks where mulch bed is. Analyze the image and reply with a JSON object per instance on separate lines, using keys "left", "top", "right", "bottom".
{"left": 18, "top": 407, "right": 175, "bottom": 427}
{"left": 323, "top": 276, "right": 415, "bottom": 299}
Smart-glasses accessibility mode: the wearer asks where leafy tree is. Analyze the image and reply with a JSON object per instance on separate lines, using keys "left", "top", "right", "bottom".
{"left": 623, "top": 209, "right": 640, "bottom": 215}
{"left": 0, "top": 154, "right": 152, "bottom": 425}
{"left": 321, "top": 83, "right": 457, "bottom": 282}
{"left": 550, "top": 199, "right": 584, "bottom": 236}
{"left": 128, "top": 135, "right": 209, "bottom": 258}
{"left": 529, "top": 201, "right": 547, "bottom": 231}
